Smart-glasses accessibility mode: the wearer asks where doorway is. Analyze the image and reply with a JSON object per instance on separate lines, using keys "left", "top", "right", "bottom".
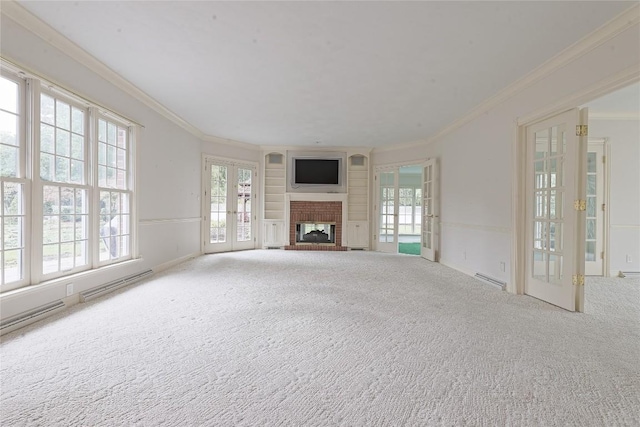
{"left": 376, "top": 162, "right": 438, "bottom": 260}
{"left": 203, "top": 158, "right": 256, "bottom": 253}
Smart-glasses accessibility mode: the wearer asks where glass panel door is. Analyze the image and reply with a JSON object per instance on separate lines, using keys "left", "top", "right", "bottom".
{"left": 205, "top": 160, "right": 255, "bottom": 253}
{"left": 585, "top": 143, "right": 605, "bottom": 276}
{"left": 377, "top": 170, "right": 397, "bottom": 253}
{"left": 525, "top": 108, "right": 583, "bottom": 311}
{"left": 421, "top": 159, "right": 438, "bottom": 261}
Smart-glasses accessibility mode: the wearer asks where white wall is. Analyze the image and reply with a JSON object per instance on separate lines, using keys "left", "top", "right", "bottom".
{"left": 372, "top": 21, "right": 640, "bottom": 286}
{"left": 0, "top": 14, "right": 257, "bottom": 320}
{"left": 588, "top": 119, "right": 640, "bottom": 275}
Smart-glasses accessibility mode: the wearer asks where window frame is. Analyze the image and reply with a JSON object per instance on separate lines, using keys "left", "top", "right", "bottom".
{"left": 94, "top": 112, "right": 134, "bottom": 267}
{"left": 0, "top": 71, "right": 30, "bottom": 292}
{"left": 0, "top": 61, "right": 138, "bottom": 291}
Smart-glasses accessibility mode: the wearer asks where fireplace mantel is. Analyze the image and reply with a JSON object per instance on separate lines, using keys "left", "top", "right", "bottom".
{"left": 284, "top": 193, "right": 348, "bottom": 248}
{"left": 286, "top": 193, "right": 348, "bottom": 202}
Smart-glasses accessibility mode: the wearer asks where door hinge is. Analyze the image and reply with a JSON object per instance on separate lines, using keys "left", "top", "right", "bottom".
{"left": 602, "top": 203, "right": 606, "bottom": 211}
{"left": 573, "top": 199, "right": 586, "bottom": 211}
{"left": 572, "top": 274, "right": 585, "bottom": 286}
{"left": 602, "top": 155, "right": 606, "bottom": 164}
{"left": 601, "top": 251, "right": 605, "bottom": 260}
{"left": 576, "top": 125, "right": 588, "bottom": 137}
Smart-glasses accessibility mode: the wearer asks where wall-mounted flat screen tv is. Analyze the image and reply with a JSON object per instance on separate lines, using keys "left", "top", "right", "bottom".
{"left": 293, "top": 158, "right": 341, "bottom": 185}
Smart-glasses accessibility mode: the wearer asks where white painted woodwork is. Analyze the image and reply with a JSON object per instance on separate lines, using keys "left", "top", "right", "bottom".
{"left": 203, "top": 159, "right": 256, "bottom": 253}
{"left": 421, "top": 159, "right": 438, "bottom": 261}
{"left": 347, "top": 221, "right": 369, "bottom": 249}
{"left": 524, "top": 109, "right": 585, "bottom": 311}
{"left": 263, "top": 220, "right": 285, "bottom": 248}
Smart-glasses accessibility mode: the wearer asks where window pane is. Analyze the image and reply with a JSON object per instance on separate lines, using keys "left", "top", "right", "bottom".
{"left": 71, "top": 160, "right": 84, "bottom": 184}
{"left": 41, "top": 94, "right": 55, "bottom": 125}
{"left": 4, "top": 249, "right": 22, "bottom": 283}
{"left": 0, "top": 144, "right": 18, "bottom": 177}
{"left": 0, "top": 77, "right": 18, "bottom": 113}
{"left": 98, "top": 119, "right": 107, "bottom": 142}
{"left": 71, "top": 134, "right": 83, "bottom": 160}
{"left": 43, "top": 244, "right": 59, "bottom": 274}
{"left": 43, "top": 216, "right": 59, "bottom": 244}
{"left": 3, "top": 182, "right": 23, "bottom": 216}
{"left": 41, "top": 124, "right": 55, "bottom": 153}
{"left": 107, "top": 122, "right": 116, "bottom": 144}
{"left": 55, "top": 100, "right": 71, "bottom": 130}
{"left": 40, "top": 152, "right": 54, "bottom": 181}
{"left": 0, "top": 111, "right": 18, "bottom": 146}
{"left": 55, "top": 157, "right": 70, "bottom": 182}
{"left": 71, "top": 107, "right": 84, "bottom": 135}
{"left": 56, "top": 129, "right": 70, "bottom": 157}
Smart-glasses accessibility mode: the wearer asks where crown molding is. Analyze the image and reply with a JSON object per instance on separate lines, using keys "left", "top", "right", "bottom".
{"left": 1, "top": 0, "right": 259, "bottom": 151}
{"left": 421, "top": 3, "right": 640, "bottom": 147}
{"left": 259, "top": 145, "right": 373, "bottom": 154}
{"left": 201, "top": 134, "right": 260, "bottom": 151}
{"left": 371, "top": 138, "right": 426, "bottom": 154}
{"left": 516, "top": 65, "right": 639, "bottom": 125}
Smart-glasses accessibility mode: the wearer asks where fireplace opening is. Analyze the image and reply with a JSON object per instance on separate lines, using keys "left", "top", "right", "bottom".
{"left": 296, "top": 222, "right": 336, "bottom": 244}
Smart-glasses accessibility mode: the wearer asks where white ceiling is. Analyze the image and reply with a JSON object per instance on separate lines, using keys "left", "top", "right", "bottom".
{"left": 16, "top": 1, "right": 635, "bottom": 148}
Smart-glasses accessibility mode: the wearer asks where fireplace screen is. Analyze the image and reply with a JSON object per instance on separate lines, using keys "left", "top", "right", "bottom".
{"left": 296, "top": 223, "right": 336, "bottom": 244}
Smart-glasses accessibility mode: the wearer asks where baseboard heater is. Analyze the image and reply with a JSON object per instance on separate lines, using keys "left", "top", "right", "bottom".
{"left": 349, "top": 248, "right": 365, "bottom": 251}
{"left": 266, "top": 246, "right": 282, "bottom": 249}
{"left": 619, "top": 271, "right": 640, "bottom": 278}
{"left": 0, "top": 300, "right": 65, "bottom": 332}
{"left": 80, "top": 269, "right": 153, "bottom": 302}
{"left": 474, "top": 273, "right": 506, "bottom": 290}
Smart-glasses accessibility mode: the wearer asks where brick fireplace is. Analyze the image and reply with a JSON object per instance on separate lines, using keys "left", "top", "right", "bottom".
{"left": 285, "top": 199, "right": 347, "bottom": 251}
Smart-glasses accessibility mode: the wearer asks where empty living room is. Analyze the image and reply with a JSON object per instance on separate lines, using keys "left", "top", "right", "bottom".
{"left": 1, "top": 1, "right": 639, "bottom": 426}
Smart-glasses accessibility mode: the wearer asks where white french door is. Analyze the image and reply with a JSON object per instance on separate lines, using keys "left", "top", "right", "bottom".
{"left": 377, "top": 170, "right": 398, "bottom": 253}
{"left": 585, "top": 141, "right": 605, "bottom": 276}
{"left": 421, "top": 159, "right": 438, "bottom": 261}
{"left": 524, "top": 108, "right": 587, "bottom": 311}
{"left": 204, "top": 159, "right": 256, "bottom": 253}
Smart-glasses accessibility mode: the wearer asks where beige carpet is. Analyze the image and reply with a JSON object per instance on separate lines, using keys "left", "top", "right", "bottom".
{"left": 1, "top": 250, "right": 638, "bottom": 426}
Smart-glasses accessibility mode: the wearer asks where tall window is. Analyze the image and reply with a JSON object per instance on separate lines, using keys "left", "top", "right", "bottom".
{"left": 97, "top": 116, "right": 131, "bottom": 264}
{"left": 0, "top": 75, "right": 27, "bottom": 290}
{"left": 0, "top": 66, "right": 136, "bottom": 292}
{"left": 40, "top": 92, "right": 89, "bottom": 277}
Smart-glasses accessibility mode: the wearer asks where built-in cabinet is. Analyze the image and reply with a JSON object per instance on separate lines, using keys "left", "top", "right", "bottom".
{"left": 263, "top": 152, "right": 286, "bottom": 247}
{"left": 261, "top": 150, "right": 370, "bottom": 249}
{"left": 346, "top": 154, "right": 369, "bottom": 249}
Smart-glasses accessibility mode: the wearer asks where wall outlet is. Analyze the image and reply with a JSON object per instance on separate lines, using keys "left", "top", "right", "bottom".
{"left": 627, "top": 255, "right": 633, "bottom": 263}
{"left": 66, "top": 283, "right": 74, "bottom": 297}
{"left": 500, "top": 262, "right": 506, "bottom": 272}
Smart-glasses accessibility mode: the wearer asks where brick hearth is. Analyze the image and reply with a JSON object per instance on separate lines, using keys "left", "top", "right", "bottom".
{"left": 286, "top": 201, "right": 347, "bottom": 251}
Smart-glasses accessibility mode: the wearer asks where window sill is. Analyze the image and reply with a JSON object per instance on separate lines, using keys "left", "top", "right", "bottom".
{"left": 0, "top": 258, "right": 145, "bottom": 301}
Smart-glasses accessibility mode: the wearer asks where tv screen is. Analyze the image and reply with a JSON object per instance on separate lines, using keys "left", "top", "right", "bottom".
{"left": 294, "top": 159, "right": 340, "bottom": 185}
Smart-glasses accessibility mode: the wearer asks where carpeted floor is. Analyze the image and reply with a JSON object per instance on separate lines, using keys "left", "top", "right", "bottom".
{"left": 1, "top": 250, "right": 638, "bottom": 426}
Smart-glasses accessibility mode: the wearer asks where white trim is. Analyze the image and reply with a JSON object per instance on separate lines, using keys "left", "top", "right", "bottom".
{"left": 139, "top": 217, "right": 202, "bottom": 225}
{"left": 439, "top": 222, "right": 511, "bottom": 235}
{"left": 610, "top": 224, "right": 640, "bottom": 229}
{"left": 517, "top": 66, "right": 640, "bottom": 126}
{"left": 0, "top": 258, "right": 144, "bottom": 301}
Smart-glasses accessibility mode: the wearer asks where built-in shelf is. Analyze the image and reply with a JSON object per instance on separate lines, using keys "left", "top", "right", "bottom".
{"left": 264, "top": 152, "right": 286, "bottom": 221}
{"left": 347, "top": 155, "right": 369, "bottom": 222}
